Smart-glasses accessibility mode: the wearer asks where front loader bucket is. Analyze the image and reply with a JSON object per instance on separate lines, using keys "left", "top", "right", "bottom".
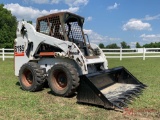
{"left": 77, "top": 66, "right": 147, "bottom": 110}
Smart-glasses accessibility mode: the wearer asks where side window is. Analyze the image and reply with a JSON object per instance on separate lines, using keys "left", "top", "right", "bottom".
{"left": 37, "top": 16, "right": 65, "bottom": 40}
{"left": 50, "top": 24, "right": 63, "bottom": 35}
{"left": 39, "top": 20, "right": 49, "bottom": 35}
{"left": 65, "top": 22, "right": 83, "bottom": 42}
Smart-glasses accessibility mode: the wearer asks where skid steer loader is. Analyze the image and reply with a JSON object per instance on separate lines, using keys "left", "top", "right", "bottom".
{"left": 14, "top": 12, "right": 146, "bottom": 110}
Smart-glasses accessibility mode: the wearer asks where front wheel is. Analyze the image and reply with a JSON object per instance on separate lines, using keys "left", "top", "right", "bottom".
{"left": 48, "top": 62, "right": 79, "bottom": 97}
{"left": 19, "top": 62, "right": 45, "bottom": 91}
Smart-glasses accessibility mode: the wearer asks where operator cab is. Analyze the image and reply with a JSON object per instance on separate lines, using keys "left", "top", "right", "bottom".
{"left": 36, "top": 12, "right": 90, "bottom": 56}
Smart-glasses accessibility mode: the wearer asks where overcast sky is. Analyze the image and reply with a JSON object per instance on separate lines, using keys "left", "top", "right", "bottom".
{"left": 1, "top": 0, "right": 160, "bottom": 47}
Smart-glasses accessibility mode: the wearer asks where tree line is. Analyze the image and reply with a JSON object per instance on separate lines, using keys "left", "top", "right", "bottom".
{"left": 0, "top": 4, "right": 32, "bottom": 48}
{"left": 0, "top": 4, "right": 17, "bottom": 48}
{"left": 99, "top": 41, "right": 131, "bottom": 49}
{"left": 99, "top": 42, "right": 160, "bottom": 49}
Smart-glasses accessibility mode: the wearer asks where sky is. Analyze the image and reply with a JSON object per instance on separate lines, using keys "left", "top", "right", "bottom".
{"left": 1, "top": 0, "right": 160, "bottom": 48}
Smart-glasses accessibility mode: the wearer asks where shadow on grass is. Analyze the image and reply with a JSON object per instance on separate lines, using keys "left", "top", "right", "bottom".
{"left": 76, "top": 102, "right": 122, "bottom": 112}
{"left": 16, "top": 82, "right": 20, "bottom": 86}
{"left": 16, "top": 80, "right": 77, "bottom": 98}
{"left": 16, "top": 81, "right": 47, "bottom": 92}
{"left": 47, "top": 90, "right": 77, "bottom": 98}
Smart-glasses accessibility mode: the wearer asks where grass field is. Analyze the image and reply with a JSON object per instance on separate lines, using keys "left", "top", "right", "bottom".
{"left": 0, "top": 58, "right": 160, "bottom": 120}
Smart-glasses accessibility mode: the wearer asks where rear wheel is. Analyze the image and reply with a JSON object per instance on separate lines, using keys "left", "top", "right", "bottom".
{"left": 48, "top": 62, "right": 79, "bottom": 97}
{"left": 19, "top": 62, "right": 45, "bottom": 91}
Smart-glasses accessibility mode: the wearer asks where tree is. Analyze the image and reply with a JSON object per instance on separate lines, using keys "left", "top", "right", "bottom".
{"left": 106, "top": 43, "right": 120, "bottom": 48}
{"left": 136, "top": 42, "right": 141, "bottom": 48}
{"left": 121, "top": 41, "right": 130, "bottom": 48}
{"left": 0, "top": 4, "right": 17, "bottom": 48}
{"left": 99, "top": 43, "right": 105, "bottom": 48}
{"left": 143, "top": 42, "right": 160, "bottom": 48}
{"left": 27, "top": 21, "right": 32, "bottom": 24}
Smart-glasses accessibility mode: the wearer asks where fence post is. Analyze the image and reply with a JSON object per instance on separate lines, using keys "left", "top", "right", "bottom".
{"left": 120, "top": 47, "right": 122, "bottom": 61}
{"left": 2, "top": 48, "right": 5, "bottom": 61}
{"left": 143, "top": 47, "right": 145, "bottom": 60}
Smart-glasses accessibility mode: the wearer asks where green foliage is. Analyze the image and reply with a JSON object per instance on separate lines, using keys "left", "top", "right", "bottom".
{"left": 0, "top": 4, "right": 17, "bottom": 48}
{"left": 136, "top": 42, "right": 142, "bottom": 48}
{"left": 27, "top": 21, "right": 32, "bottom": 24}
{"left": 106, "top": 43, "right": 120, "bottom": 48}
{"left": 99, "top": 43, "right": 105, "bottom": 48}
{"left": 121, "top": 41, "right": 130, "bottom": 48}
{"left": 99, "top": 41, "right": 160, "bottom": 49}
{"left": 143, "top": 42, "right": 160, "bottom": 48}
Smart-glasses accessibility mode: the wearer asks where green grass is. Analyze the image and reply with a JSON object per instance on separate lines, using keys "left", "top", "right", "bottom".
{"left": 0, "top": 58, "right": 160, "bottom": 120}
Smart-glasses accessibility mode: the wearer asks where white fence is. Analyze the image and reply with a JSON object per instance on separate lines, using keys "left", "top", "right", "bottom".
{"left": 0, "top": 48, "right": 14, "bottom": 61}
{"left": 102, "top": 48, "right": 160, "bottom": 60}
{"left": 1, "top": 48, "right": 160, "bottom": 61}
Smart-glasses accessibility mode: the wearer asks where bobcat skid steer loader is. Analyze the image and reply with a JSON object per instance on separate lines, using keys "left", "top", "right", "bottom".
{"left": 14, "top": 12, "right": 146, "bottom": 110}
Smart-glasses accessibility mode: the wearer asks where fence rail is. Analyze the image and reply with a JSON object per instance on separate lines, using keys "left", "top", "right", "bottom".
{"left": 0, "top": 48, "right": 14, "bottom": 61}
{"left": 1, "top": 48, "right": 160, "bottom": 61}
{"left": 102, "top": 48, "right": 160, "bottom": 60}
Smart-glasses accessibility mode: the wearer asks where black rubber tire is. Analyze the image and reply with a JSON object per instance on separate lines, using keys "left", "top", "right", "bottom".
{"left": 19, "top": 62, "right": 45, "bottom": 92}
{"left": 48, "top": 62, "right": 79, "bottom": 97}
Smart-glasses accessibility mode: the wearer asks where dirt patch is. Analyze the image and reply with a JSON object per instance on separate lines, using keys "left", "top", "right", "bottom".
{"left": 0, "top": 96, "right": 11, "bottom": 100}
{"left": 123, "top": 108, "right": 159, "bottom": 120}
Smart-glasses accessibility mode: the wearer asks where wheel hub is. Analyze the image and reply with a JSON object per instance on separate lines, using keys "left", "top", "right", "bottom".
{"left": 26, "top": 73, "right": 33, "bottom": 84}
{"left": 22, "top": 69, "right": 33, "bottom": 87}
{"left": 52, "top": 70, "right": 67, "bottom": 90}
{"left": 57, "top": 74, "right": 67, "bottom": 87}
